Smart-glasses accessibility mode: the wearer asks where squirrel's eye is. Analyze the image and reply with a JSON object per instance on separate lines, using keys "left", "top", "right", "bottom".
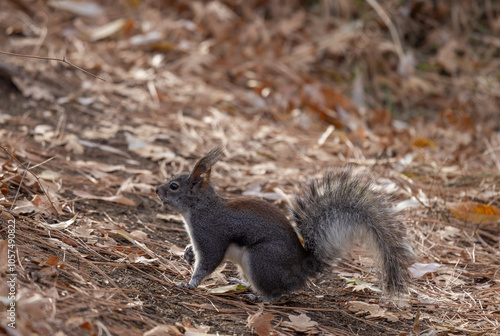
{"left": 169, "top": 182, "right": 179, "bottom": 191}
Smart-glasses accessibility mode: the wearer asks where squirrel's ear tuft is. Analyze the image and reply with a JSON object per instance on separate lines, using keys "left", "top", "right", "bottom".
{"left": 189, "top": 147, "right": 224, "bottom": 188}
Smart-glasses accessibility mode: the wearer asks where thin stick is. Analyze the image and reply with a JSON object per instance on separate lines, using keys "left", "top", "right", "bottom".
{"left": 0, "top": 50, "right": 106, "bottom": 81}
{"left": 365, "top": 0, "right": 405, "bottom": 61}
{"left": 10, "top": 162, "right": 29, "bottom": 211}
{"left": 1, "top": 146, "right": 59, "bottom": 215}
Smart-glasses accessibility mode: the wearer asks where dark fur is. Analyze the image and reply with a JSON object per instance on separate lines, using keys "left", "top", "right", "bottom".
{"left": 291, "top": 166, "right": 414, "bottom": 295}
{"left": 157, "top": 148, "right": 414, "bottom": 299}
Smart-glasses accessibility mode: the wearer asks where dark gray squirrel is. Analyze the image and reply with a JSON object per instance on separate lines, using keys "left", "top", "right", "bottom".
{"left": 156, "top": 147, "right": 414, "bottom": 301}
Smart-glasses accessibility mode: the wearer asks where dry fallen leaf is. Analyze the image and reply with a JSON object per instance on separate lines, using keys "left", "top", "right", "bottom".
{"left": 169, "top": 245, "right": 185, "bottom": 257}
{"left": 126, "top": 253, "right": 158, "bottom": 265}
{"left": 143, "top": 325, "right": 182, "bottom": 336}
{"left": 408, "top": 263, "right": 442, "bottom": 278}
{"left": 44, "top": 255, "right": 60, "bottom": 266}
{"left": 73, "top": 190, "right": 137, "bottom": 206}
{"left": 447, "top": 202, "right": 500, "bottom": 225}
{"left": 12, "top": 195, "right": 63, "bottom": 216}
{"left": 348, "top": 301, "right": 399, "bottom": 322}
{"left": 247, "top": 311, "right": 274, "bottom": 336}
{"left": 130, "top": 230, "right": 148, "bottom": 241}
{"left": 11, "top": 198, "right": 44, "bottom": 215}
{"left": 63, "top": 134, "right": 85, "bottom": 154}
{"left": 282, "top": 313, "right": 318, "bottom": 333}
{"left": 436, "top": 39, "right": 460, "bottom": 75}
{"left": 277, "top": 10, "right": 306, "bottom": 35}
{"left": 438, "top": 225, "right": 461, "bottom": 240}
{"left": 41, "top": 213, "right": 78, "bottom": 230}
{"left": 17, "top": 288, "right": 56, "bottom": 320}
{"left": 412, "top": 137, "right": 436, "bottom": 148}
{"left": 207, "top": 284, "right": 245, "bottom": 294}
{"left": 76, "top": 139, "right": 130, "bottom": 157}
{"left": 178, "top": 319, "right": 211, "bottom": 336}
{"left": 342, "top": 276, "right": 382, "bottom": 293}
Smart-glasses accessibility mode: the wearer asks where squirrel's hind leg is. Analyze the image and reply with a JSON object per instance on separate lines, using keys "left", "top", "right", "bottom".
{"left": 245, "top": 242, "right": 309, "bottom": 298}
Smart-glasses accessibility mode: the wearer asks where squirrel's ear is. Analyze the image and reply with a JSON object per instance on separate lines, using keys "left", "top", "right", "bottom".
{"left": 189, "top": 147, "right": 224, "bottom": 189}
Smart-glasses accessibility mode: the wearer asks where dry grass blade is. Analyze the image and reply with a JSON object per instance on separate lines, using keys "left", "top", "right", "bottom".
{"left": 1, "top": 146, "right": 59, "bottom": 215}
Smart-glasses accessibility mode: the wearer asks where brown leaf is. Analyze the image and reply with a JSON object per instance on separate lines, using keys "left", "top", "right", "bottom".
{"left": 73, "top": 190, "right": 137, "bottom": 206}
{"left": 301, "top": 85, "right": 342, "bottom": 128}
{"left": 408, "top": 263, "right": 442, "bottom": 278}
{"left": 130, "top": 230, "right": 148, "bottom": 241}
{"left": 367, "top": 108, "right": 393, "bottom": 128}
{"left": 283, "top": 313, "right": 318, "bottom": 333}
{"left": 277, "top": 10, "right": 306, "bottom": 35}
{"left": 62, "top": 237, "right": 79, "bottom": 247}
{"left": 33, "top": 194, "right": 63, "bottom": 215}
{"left": 80, "top": 321, "right": 93, "bottom": 330}
{"left": 63, "top": 134, "right": 85, "bottom": 154}
{"left": 441, "top": 105, "right": 475, "bottom": 132}
{"left": 412, "top": 137, "right": 436, "bottom": 148}
{"left": 11, "top": 195, "right": 62, "bottom": 215}
{"left": 247, "top": 311, "right": 274, "bottom": 336}
{"left": 17, "top": 288, "right": 56, "bottom": 320}
{"left": 348, "top": 301, "right": 399, "bottom": 322}
{"left": 178, "top": 319, "right": 211, "bottom": 335}
{"left": 436, "top": 39, "right": 460, "bottom": 75}
{"left": 44, "top": 256, "right": 60, "bottom": 266}
{"left": 448, "top": 202, "right": 500, "bottom": 224}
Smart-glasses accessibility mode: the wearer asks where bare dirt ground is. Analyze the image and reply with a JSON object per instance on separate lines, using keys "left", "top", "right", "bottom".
{"left": 0, "top": 1, "right": 499, "bottom": 335}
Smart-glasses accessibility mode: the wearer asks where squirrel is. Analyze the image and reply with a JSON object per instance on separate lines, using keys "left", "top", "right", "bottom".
{"left": 156, "top": 147, "right": 414, "bottom": 301}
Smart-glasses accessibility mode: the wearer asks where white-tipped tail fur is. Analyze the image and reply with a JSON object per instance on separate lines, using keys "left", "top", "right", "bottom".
{"left": 291, "top": 165, "right": 414, "bottom": 295}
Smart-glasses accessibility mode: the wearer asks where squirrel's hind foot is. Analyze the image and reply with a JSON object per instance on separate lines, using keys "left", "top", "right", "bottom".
{"left": 176, "top": 281, "right": 195, "bottom": 289}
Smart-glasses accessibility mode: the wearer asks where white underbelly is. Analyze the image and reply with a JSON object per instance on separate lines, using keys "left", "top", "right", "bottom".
{"left": 224, "top": 244, "right": 252, "bottom": 281}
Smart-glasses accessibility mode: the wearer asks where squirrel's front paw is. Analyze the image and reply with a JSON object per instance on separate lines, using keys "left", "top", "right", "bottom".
{"left": 184, "top": 245, "right": 195, "bottom": 265}
{"left": 244, "top": 294, "right": 277, "bottom": 303}
{"left": 176, "top": 281, "right": 195, "bottom": 289}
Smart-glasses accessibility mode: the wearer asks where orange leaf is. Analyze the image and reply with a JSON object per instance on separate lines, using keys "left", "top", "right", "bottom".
{"left": 447, "top": 202, "right": 500, "bottom": 224}
{"left": 412, "top": 137, "right": 436, "bottom": 148}
{"left": 80, "top": 321, "right": 92, "bottom": 330}
{"left": 44, "top": 255, "right": 60, "bottom": 266}
{"left": 123, "top": 18, "right": 135, "bottom": 35}
{"left": 62, "top": 237, "right": 79, "bottom": 247}
{"left": 441, "top": 105, "right": 474, "bottom": 132}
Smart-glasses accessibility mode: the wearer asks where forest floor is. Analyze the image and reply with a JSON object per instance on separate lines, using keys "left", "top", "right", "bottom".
{"left": 0, "top": 1, "right": 499, "bottom": 335}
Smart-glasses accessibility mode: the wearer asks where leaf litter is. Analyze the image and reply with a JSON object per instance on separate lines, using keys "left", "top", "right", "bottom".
{"left": 0, "top": 1, "right": 499, "bottom": 335}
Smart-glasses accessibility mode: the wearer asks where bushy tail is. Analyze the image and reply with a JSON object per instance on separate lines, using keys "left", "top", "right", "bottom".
{"left": 291, "top": 165, "right": 414, "bottom": 295}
